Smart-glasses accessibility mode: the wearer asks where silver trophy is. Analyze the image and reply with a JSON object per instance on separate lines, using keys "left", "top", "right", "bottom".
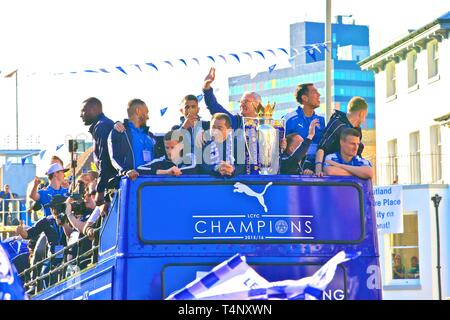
{"left": 243, "top": 102, "right": 285, "bottom": 175}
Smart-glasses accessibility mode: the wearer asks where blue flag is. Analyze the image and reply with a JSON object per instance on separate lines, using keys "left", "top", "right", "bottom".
{"left": 0, "top": 242, "right": 28, "bottom": 300}
{"left": 269, "top": 64, "right": 277, "bottom": 73}
{"left": 56, "top": 144, "right": 64, "bottom": 151}
{"left": 39, "top": 150, "right": 46, "bottom": 160}
{"left": 116, "top": 66, "right": 128, "bottom": 75}
{"left": 160, "top": 107, "right": 168, "bottom": 117}
{"left": 166, "top": 251, "right": 358, "bottom": 300}
{"left": 146, "top": 63, "right": 159, "bottom": 71}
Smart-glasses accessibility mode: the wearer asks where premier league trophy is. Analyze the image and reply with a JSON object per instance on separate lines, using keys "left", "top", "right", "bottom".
{"left": 243, "top": 102, "right": 285, "bottom": 175}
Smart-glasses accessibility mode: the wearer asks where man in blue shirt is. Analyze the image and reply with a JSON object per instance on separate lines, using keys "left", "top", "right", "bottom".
{"left": 202, "top": 67, "right": 261, "bottom": 130}
{"left": 323, "top": 128, "right": 373, "bottom": 179}
{"left": 80, "top": 97, "right": 117, "bottom": 205}
{"left": 29, "top": 163, "right": 69, "bottom": 217}
{"left": 108, "top": 99, "right": 160, "bottom": 181}
{"left": 283, "top": 83, "right": 325, "bottom": 171}
{"left": 315, "top": 96, "right": 368, "bottom": 177}
{"left": 0, "top": 185, "right": 14, "bottom": 225}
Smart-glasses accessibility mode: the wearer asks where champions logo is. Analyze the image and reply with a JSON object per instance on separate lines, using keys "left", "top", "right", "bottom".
{"left": 192, "top": 182, "right": 314, "bottom": 240}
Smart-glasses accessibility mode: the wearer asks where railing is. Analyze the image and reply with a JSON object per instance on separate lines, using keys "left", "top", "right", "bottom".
{"left": 375, "top": 153, "right": 447, "bottom": 186}
{"left": 19, "top": 228, "right": 101, "bottom": 298}
{"left": 1, "top": 198, "right": 38, "bottom": 238}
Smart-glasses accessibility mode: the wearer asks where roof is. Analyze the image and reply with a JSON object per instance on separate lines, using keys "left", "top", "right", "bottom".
{"left": 434, "top": 112, "right": 450, "bottom": 127}
{"left": 359, "top": 11, "right": 450, "bottom": 70}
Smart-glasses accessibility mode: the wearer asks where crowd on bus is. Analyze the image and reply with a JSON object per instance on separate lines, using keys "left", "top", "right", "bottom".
{"left": 4, "top": 67, "right": 374, "bottom": 293}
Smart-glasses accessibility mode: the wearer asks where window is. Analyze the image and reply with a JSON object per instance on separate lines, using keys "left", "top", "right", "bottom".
{"left": 407, "top": 50, "right": 418, "bottom": 88}
{"left": 427, "top": 40, "right": 439, "bottom": 78}
{"left": 387, "top": 139, "right": 398, "bottom": 184}
{"left": 386, "top": 212, "right": 420, "bottom": 284}
{"left": 386, "top": 61, "right": 396, "bottom": 98}
{"left": 409, "top": 132, "right": 421, "bottom": 184}
{"left": 430, "top": 125, "right": 442, "bottom": 183}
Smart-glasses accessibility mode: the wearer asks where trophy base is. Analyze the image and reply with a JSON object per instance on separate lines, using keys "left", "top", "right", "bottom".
{"left": 259, "top": 167, "right": 274, "bottom": 175}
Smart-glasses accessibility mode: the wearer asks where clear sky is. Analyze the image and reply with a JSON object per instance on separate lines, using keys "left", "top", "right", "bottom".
{"left": 0, "top": 0, "right": 448, "bottom": 174}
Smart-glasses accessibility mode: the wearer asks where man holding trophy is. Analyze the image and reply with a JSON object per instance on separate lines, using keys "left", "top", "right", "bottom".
{"left": 202, "top": 67, "right": 286, "bottom": 175}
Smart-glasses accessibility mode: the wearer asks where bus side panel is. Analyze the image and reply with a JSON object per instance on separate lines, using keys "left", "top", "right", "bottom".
{"left": 121, "top": 255, "right": 381, "bottom": 300}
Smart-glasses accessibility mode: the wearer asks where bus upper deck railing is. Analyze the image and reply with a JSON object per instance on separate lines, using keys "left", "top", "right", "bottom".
{"left": 19, "top": 228, "right": 100, "bottom": 297}
{"left": 1, "top": 198, "right": 37, "bottom": 238}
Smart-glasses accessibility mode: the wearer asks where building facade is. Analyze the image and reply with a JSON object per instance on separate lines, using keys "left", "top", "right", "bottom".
{"left": 228, "top": 17, "right": 376, "bottom": 161}
{"left": 360, "top": 11, "right": 450, "bottom": 300}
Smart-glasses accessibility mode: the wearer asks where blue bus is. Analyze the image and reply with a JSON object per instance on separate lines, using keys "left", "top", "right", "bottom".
{"left": 21, "top": 174, "right": 381, "bottom": 300}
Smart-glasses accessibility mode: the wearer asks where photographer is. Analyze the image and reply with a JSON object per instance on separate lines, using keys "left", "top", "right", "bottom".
{"left": 16, "top": 194, "right": 73, "bottom": 287}
{"left": 64, "top": 181, "right": 99, "bottom": 241}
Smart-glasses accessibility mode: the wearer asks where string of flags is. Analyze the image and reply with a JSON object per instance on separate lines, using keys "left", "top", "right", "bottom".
{"left": 1, "top": 42, "right": 329, "bottom": 78}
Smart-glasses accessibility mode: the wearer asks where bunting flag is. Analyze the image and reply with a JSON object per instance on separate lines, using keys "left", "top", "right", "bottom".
{"left": 229, "top": 53, "right": 241, "bottom": 63}
{"left": 116, "top": 66, "right": 127, "bottom": 75}
{"left": 254, "top": 50, "right": 266, "bottom": 59}
{"left": 146, "top": 63, "right": 159, "bottom": 71}
{"left": 166, "top": 251, "right": 359, "bottom": 300}
{"left": 196, "top": 94, "right": 204, "bottom": 102}
{"left": 312, "top": 44, "right": 322, "bottom": 53}
{"left": 242, "top": 52, "right": 253, "bottom": 60}
{"left": 178, "top": 59, "right": 187, "bottom": 67}
{"left": 4, "top": 70, "right": 17, "bottom": 78}
{"left": 266, "top": 49, "right": 276, "bottom": 56}
{"left": 90, "top": 162, "right": 97, "bottom": 172}
{"left": 56, "top": 144, "right": 64, "bottom": 151}
{"left": 206, "top": 56, "right": 216, "bottom": 63}
{"left": 99, "top": 68, "right": 110, "bottom": 73}
{"left": 133, "top": 64, "right": 142, "bottom": 72}
{"left": 305, "top": 46, "right": 317, "bottom": 61}
{"left": 39, "top": 150, "right": 46, "bottom": 160}
{"left": 320, "top": 43, "right": 330, "bottom": 52}
{"left": 277, "top": 48, "right": 289, "bottom": 55}
{"left": 20, "top": 156, "right": 27, "bottom": 166}
{"left": 268, "top": 64, "right": 277, "bottom": 73}
{"left": 192, "top": 57, "right": 200, "bottom": 65}
{"left": 164, "top": 61, "right": 174, "bottom": 68}
{"left": 4, "top": 160, "right": 12, "bottom": 171}
{"left": 218, "top": 55, "right": 227, "bottom": 63}
{"left": 160, "top": 107, "right": 168, "bottom": 117}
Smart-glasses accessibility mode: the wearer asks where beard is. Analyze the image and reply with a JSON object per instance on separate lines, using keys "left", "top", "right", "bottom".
{"left": 83, "top": 117, "right": 95, "bottom": 126}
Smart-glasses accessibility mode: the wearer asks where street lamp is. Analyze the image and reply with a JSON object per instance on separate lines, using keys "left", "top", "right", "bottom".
{"left": 431, "top": 193, "right": 442, "bottom": 300}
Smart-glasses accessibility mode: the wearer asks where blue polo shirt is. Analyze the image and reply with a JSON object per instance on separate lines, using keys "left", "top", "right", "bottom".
{"left": 323, "top": 152, "right": 372, "bottom": 168}
{"left": 38, "top": 186, "right": 68, "bottom": 217}
{"left": 0, "top": 191, "right": 13, "bottom": 211}
{"left": 284, "top": 107, "right": 325, "bottom": 156}
{"left": 128, "top": 121, "right": 155, "bottom": 168}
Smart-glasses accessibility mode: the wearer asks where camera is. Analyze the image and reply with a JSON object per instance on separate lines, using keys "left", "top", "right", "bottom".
{"left": 69, "top": 180, "right": 91, "bottom": 216}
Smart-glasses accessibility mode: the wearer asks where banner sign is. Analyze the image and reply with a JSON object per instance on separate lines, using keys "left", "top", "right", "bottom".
{"left": 374, "top": 185, "right": 403, "bottom": 234}
{"left": 138, "top": 181, "right": 364, "bottom": 243}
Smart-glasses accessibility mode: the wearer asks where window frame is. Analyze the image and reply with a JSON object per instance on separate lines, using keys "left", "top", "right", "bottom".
{"left": 383, "top": 211, "right": 421, "bottom": 287}
{"left": 430, "top": 125, "right": 442, "bottom": 183}
{"left": 386, "top": 61, "right": 396, "bottom": 98}
{"left": 409, "top": 131, "right": 421, "bottom": 184}
{"left": 407, "top": 50, "right": 418, "bottom": 88}
{"left": 427, "top": 40, "right": 439, "bottom": 79}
